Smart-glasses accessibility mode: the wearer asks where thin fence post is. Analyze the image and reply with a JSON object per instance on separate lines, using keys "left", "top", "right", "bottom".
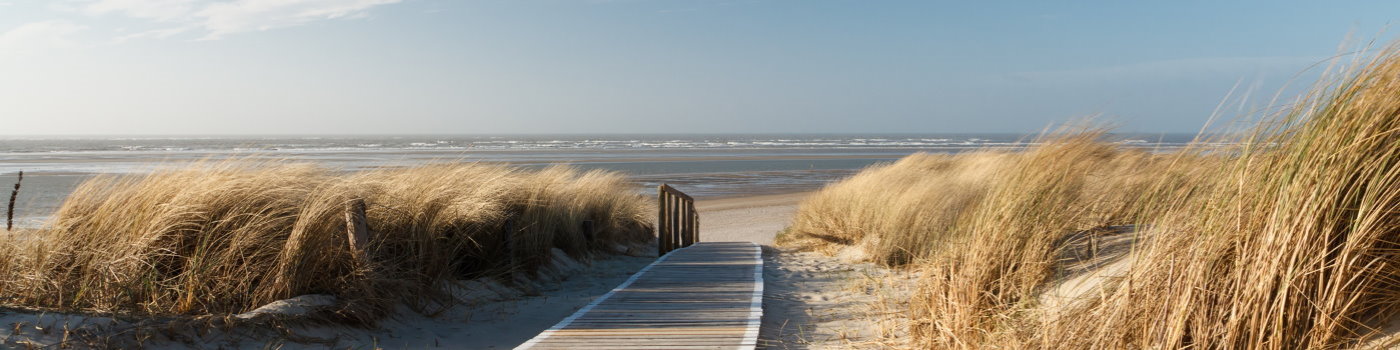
{"left": 670, "top": 194, "right": 680, "bottom": 250}
{"left": 666, "top": 192, "right": 672, "bottom": 254}
{"left": 664, "top": 193, "right": 671, "bottom": 254}
{"left": 675, "top": 196, "right": 684, "bottom": 249}
{"left": 344, "top": 198, "right": 370, "bottom": 258}
{"left": 672, "top": 194, "right": 680, "bottom": 250}
{"left": 657, "top": 185, "right": 669, "bottom": 256}
{"left": 680, "top": 201, "right": 692, "bottom": 248}
{"left": 6, "top": 171, "right": 21, "bottom": 232}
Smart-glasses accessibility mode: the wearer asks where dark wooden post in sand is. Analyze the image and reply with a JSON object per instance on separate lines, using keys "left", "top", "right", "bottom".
{"left": 345, "top": 198, "right": 370, "bottom": 256}
{"left": 6, "top": 171, "right": 21, "bottom": 232}
{"left": 673, "top": 186, "right": 680, "bottom": 254}
{"left": 684, "top": 203, "right": 698, "bottom": 247}
{"left": 658, "top": 185, "right": 670, "bottom": 256}
{"left": 582, "top": 220, "right": 595, "bottom": 242}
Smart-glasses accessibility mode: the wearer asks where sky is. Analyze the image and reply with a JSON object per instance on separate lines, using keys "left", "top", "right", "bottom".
{"left": 0, "top": 0, "right": 1397, "bottom": 135}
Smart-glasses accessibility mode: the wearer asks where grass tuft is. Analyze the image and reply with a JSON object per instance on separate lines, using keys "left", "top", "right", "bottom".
{"left": 784, "top": 44, "right": 1400, "bottom": 349}
{"left": 0, "top": 162, "right": 651, "bottom": 322}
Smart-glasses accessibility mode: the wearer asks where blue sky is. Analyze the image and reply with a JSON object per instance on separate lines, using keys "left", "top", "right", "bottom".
{"left": 0, "top": 0, "right": 1396, "bottom": 135}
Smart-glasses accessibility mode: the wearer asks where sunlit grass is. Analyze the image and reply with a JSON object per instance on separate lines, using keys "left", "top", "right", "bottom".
{"left": 0, "top": 163, "right": 652, "bottom": 323}
{"left": 783, "top": 45, "right": 1400, "bottom": 349}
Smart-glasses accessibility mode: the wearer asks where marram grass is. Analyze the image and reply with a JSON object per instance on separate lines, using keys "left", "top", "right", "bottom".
{"left": 783, "top": 46, "right": 1400, "bottom": 349}
{"left": 0, "top": 163, "right": 652, "bottom": 322}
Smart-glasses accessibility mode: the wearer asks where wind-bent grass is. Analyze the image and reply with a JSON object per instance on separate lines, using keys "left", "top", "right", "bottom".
{"left": 781, "top": 136, "right": 1181, "bottom": 267}
{"left": 783, "top": 45, "right": 1399, "bottom": 349}
{"left": 1043, "top": 45, "right": 1400, "bottom": 350}
{"left": 0, "top": 163, "right": 652, "bottom": 322}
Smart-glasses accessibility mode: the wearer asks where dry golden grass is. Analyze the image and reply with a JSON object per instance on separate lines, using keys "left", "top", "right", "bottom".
{"left": 781, "top": 134, "right": 1178, "bottom": 267}
{"left": 0, "top": 162, "right": 651, "bottom": 322}
{"left": 1041, "top": 45, "right": 1400, "bottom": 350}
{"left": 783, "top": 46, "right": 1400, "bottom": 349}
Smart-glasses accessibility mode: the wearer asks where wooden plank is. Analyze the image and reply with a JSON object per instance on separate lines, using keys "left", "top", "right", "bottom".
{"left": 516, "top": 242, "right": 762, "bottom": 350}
{"left": 659, "top": 183, "right": 694, "bottom": 201}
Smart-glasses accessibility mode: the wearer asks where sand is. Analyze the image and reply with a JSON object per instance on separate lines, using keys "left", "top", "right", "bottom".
{"left": 697, "top": 192, "right": 811, "bottom": 245}
{"left": 757, "top": 249, "right": 913, "bottom": 349}
{"left": 696, "top": 192, "right": 912, "bottom": 349}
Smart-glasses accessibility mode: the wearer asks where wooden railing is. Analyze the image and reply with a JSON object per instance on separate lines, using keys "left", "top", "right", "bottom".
{"left": 657, "top": 184, "right": 698, "bottom": 256}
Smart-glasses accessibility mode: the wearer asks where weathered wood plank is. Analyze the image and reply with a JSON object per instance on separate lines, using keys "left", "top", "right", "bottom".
{"left": 344, "top": 198, "right": 369, "bottom": 254}
{"left": 658, "top": 185, "right": 671, "bottom": 256}
{"left": 516, "top": 242, "right": 763, "bottom": 350}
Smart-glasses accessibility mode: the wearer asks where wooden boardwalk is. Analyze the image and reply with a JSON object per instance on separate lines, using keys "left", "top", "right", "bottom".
{"left": 516, "top": 242, "right": 764, "bottom": 350}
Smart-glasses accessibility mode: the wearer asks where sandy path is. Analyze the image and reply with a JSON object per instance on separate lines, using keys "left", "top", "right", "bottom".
{"left": 758, "top": 249, "right": 911, "bottom": 349}
{"left": 697, "top": 192, "right": 910, "bottom": 349}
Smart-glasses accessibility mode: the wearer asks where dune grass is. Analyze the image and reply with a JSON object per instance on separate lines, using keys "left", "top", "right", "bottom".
{"left": 781, "top": 46, "right": 1399, "bottom": 348}
{"left": 0, "top": 163, "right": 652, "bottom": 322}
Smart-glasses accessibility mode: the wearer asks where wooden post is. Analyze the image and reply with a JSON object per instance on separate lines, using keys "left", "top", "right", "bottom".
{"left": 684, "top": 201, "right": 692, "bottom": 247}
{"left": 672, "top": 191, "right": 683, "bottom": 252}
{"left": 692, "top": 207, "right": 700, "bottom": 244}
{"left": 657, "top": 185, "right": 669, "bottom": 256}
{"left": 670, "top": 195, "right": 680, "bottom": 250}
{"left": 674, "top": 193, "right": 680, "bottom": 250}
{"left": 680, "top": 201, "right": 691, "bottom": 248}
{"left": 345, "top": 198, "right": 370, "bottom": 254}
{"left": 674, "top": 196, "right": 683, "bottom": 249}
{"left": 6, "top": 171, "right": 20, "bottom": 232}
{"left": 582, "top": 220, "right": 595, "bottom": 242}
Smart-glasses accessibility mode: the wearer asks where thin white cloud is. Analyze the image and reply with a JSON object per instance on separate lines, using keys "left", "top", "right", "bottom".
{"left": 0, "top": 20, "right": 88, "bottom": 53}
{"left": 111, "top": 26, "right": 188, "bottom": 43}
{"left": 75, "top": 0, "right": 403, "bottom": 40}
{"left": 195, "top": 0, "right": 402, "bottom": 40}
{"left": 84, "top": 0, "right": 199, "bottom": 21}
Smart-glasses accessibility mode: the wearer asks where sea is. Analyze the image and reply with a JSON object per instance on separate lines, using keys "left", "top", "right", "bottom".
{"left": 0, "top": 133, "right": 1198, "bottom": 228}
